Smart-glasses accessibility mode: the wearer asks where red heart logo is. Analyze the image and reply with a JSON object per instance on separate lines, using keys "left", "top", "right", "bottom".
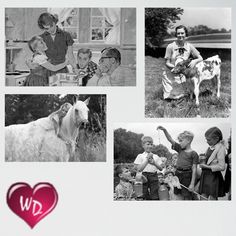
{"left": 7, "top": 182, "right": 58, "bottom": 228}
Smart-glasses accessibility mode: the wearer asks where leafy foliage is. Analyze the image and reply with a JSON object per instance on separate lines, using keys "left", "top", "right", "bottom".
{"left": 114, "top": 128, "right": 171, "bottom": 163}
{"left": 145, "top": 8, "right": 183, "bottom": 48}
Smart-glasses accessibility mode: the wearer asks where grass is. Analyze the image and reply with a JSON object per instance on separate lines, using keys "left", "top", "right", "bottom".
{"left": 145, "top": 56, "right": 231, "bottom": 118}
{"left": 73, "top": 129, "right": 106, "bottom": 162}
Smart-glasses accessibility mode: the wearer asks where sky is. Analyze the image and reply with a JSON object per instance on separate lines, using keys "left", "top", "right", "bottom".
{"left": 113, "top": 122, "right": 231, "bottom": 155}
{"left": 173, "top": 8, "right": 231, "bottom": 30}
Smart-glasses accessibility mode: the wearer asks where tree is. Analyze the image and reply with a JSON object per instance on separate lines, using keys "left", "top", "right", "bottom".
{"left": 114, "top": 128, "right": 172, "bottom": 164}
{"left": 145, "top": 8, "right": 183, "bottom": 48}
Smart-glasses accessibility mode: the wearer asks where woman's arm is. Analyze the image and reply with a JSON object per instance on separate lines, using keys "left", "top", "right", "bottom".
{"left": 166, "top": 58, "right": 175, "bottom": 69}
{"left": 41, "top": 60, "right": 68, "bottom": 72}
{"left": 188, "top": 44, "right": 203, "bottom": 68}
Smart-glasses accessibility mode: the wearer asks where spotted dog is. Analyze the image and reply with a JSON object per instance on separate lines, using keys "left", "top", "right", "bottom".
{"left": 172, "top": 55, "right": 221, "bottom": 106}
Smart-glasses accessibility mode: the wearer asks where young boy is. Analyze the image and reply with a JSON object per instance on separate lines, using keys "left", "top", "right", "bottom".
{"left": 76, "top": 48, "right": 98, "bottom": 86}
{"left": 157, "top": 126, "right": 199, "bottom": 200}
{"left": 114, "top": 165, "right": 134, "bottom": 200}
{"left": 134, "top": 136, "right": 163, "bottom": 200}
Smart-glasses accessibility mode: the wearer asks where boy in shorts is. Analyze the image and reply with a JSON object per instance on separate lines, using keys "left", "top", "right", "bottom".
{"left": 157, "top": 126, "right": 199, "bottom": 200}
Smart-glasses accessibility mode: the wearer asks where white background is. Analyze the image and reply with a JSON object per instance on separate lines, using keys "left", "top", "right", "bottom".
{"left": 0, "top": 0, "right": 235, "bottom": 236}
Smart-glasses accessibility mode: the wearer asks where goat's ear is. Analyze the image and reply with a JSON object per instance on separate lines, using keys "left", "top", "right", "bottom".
{"left": 84, "top": 97, "right": 90, "bottom": 106}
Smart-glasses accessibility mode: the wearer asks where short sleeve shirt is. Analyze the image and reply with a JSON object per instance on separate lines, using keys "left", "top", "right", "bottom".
{"left": 33, "top": 54, "right": 48, "bottom": 65}
{"left": 164, "top": 41, "right": 200, "bottom": 65}
{"left": 111, "top": 66, "right": 136, "bottom": 86}
{"left": 134, "top": 152, "right": 162, "bottom": 173}
{"left": 172, "top": 142, "right": 199, "bottom": 169}
{"left": 40, "top": 27, "right": 74, "bottom": 65}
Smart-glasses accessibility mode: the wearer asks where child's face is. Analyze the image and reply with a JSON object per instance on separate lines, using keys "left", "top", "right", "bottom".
{"left": 142, "top": 141, "right": 153, "bottom": 153}
{"left": 166, "top": 173, "right": 174, "bottom": 179}
{"left": 172, "top": 154, "right": 178, "bottom": 165}
{"left": 205, "top": 135, "right": 219, "bottom": 147}
{"left": 158, "top": 174, "right": 164, "bottom": 183}
{"left": 119, "top": 168, "right": 131, "bottom": 181}
{"left": 36, "top": 39, "right": 48, "bottom": 52}
{"left": 77, "top": 53, "right": 91, "bottom": 69}
{"left": 178, "top": 137, "right": 190, "bottom": 149}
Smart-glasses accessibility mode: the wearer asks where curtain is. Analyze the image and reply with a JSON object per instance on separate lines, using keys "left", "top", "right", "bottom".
{"left": 47, "top": 8, "right": 74, "bottom": 28}
{"left": 99, "top": 8, "right": 120, "bottom": 44}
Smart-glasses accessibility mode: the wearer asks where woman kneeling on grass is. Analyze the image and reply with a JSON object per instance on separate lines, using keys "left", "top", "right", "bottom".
{"left": 162, "top": 25, "right": 203, "bottom": 100}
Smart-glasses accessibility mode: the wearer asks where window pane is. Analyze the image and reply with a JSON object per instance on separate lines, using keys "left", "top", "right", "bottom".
{"left": 92, "top": 17, "right": 104, "bottom": 27}
{"left": 91, "top": 28, "right": 104, "bottom": 40}
{"left": 91, "top": 8, "right": 103, "bottom": 16}
{"left": 64, "top": 16, "right": 78, "bottom": 27}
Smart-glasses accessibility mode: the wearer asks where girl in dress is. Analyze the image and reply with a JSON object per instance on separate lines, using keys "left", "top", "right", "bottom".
{"left": 24, "top": 36, "right": 69, "bottom": 86}
{"left": 199, "top": 127, "right": 226, "bottom": 200}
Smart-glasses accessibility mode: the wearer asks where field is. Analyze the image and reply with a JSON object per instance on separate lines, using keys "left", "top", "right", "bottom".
{"left": 74, "top": 130, "right": 106, "bottom": 162}
{"left": 145, "top": 56, "right": 231, "bottom": 118}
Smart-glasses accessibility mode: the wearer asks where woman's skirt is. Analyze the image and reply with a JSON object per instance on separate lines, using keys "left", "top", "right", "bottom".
{"left": 162, "top": 68, "right": 189, "bottom": 100}
{"left": 199, "top": 169, "right": 225, "bottom": 198}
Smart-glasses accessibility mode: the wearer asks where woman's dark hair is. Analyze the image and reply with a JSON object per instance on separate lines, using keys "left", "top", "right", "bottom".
{"left": 205, "top": 127, "right": 223, "bottom": 142}
{"left": 38, "top": 13, "right": 58, "bottom": 29}
{"left": 175, "top": 25, "right": 188, "bottom": 37}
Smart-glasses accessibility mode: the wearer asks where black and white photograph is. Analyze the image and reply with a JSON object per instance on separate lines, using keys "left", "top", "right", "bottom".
{"left": 5, "top": 8, "right": 136, "bottom": 86}
{"left": 114, "top": 122, "right": 231, "bottom": 201}
{"left": 145, "top": 8, "right": 231, "bottom": 118}
{"left": 5, "top": 94, "right": 106, "bottom": 162}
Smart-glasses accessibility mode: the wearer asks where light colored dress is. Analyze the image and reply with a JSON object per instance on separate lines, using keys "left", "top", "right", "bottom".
{"left": 162, "top": 41, "right": 200, "bottom": 99}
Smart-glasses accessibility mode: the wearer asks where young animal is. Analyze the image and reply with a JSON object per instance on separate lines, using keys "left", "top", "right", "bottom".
{"left": 5, "top": 98, "right": 90, "bottom": 162}
{"left": 171, "top": 55, "right": 221, "bottom": 106}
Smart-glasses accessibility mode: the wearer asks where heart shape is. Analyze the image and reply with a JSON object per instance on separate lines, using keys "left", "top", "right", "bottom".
{"left": 7, "top": 182, "right": 58, "bottom": 228}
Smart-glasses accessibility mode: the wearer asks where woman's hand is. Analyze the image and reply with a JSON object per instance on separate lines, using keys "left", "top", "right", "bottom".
{"left": 188, "top": 60, "right": 197, "bottom": 68}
